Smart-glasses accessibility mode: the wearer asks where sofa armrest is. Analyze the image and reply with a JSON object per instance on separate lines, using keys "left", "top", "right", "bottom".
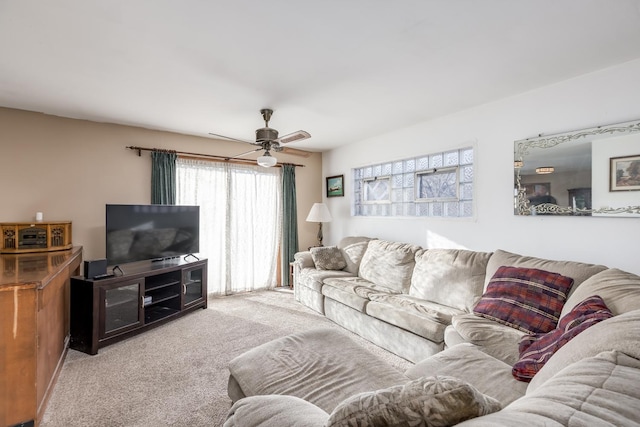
{"left": 294, "top": 251, "right": 315, "bottom": 269}
{"left": 224, "top": 395, "right": 328, "bottom": 427}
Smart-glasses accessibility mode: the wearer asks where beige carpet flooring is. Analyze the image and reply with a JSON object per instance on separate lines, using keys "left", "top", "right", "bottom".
{"left": 41, "top": 289, "right": 412, "bottom": 427}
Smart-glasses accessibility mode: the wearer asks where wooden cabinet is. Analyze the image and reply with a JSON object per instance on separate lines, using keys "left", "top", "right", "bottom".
{"left": 70, "top": 257, "right": 207, "bottom": 355}
{"left": 0, "top": 247, "right": 82, "bottom": 427}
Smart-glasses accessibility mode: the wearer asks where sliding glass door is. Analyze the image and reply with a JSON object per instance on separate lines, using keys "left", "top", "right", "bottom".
{"left": 176, "top": 159, "right": 281, "bottom": 295}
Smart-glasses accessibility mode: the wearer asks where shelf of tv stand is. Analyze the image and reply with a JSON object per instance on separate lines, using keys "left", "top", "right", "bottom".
{"left": 146, "top": 278, "right": 181, "bottom": 291}
{"left": 145, "top": 306, "right": 180, "bottom": 323}
{"left": 70, "top": 256, "right": 207, "bottom": 355}
{"left": 145, "top": 288, "right": 181, "bottom": 305}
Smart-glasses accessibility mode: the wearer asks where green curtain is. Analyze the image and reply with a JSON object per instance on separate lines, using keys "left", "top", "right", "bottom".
{"left": 281, "top": 164, "right": 299, "bottom": 287}
{"left": 151, "top": 150, "right": 177, "bottom": 204}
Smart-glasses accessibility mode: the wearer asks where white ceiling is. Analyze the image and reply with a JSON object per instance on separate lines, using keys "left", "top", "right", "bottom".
{"left": 2, "top": 0, "right": 640, "bottom": 152}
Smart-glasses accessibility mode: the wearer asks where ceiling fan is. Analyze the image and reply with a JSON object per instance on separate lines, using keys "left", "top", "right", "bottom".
{"left": 209, "top": 108, "right": 312, "bottom": 167}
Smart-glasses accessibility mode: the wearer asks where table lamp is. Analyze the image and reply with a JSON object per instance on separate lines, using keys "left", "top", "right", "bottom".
{"left": 305, "top": 203, "right": 332, "bottom": 246}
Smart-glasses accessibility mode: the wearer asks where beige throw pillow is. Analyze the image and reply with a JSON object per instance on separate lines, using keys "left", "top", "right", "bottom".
{"left": 326, "top": 376, "right": 501, "bottom": 427}
{"left": 311, "top": 246, "right": 347, "bottom": 271}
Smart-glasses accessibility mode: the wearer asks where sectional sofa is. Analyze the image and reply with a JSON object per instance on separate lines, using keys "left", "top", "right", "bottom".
{"left": 225, "top": 236, "right": 640, "bottom": 426}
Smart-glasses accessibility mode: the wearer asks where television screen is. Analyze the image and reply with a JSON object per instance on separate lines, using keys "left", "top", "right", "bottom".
{"left": 106, "top": 204, "right": 200, "bottom": 265}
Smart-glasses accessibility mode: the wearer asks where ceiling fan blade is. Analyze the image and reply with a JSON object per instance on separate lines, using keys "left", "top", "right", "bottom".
{"left": 209, "top": 132, "right": 255, "bottom": 145}
{"left": 225, "top": 147, "right": 262, "bottom": 160}
{"left": 281, "top": 147, "right": 312, "bottom": 157}
{"left": 275, "top": 130, "right": 311, "bottom": 144}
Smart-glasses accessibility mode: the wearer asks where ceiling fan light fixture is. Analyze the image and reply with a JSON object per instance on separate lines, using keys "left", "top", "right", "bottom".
{"left": 257, "top": 152, "right": 277, "bottom": 167}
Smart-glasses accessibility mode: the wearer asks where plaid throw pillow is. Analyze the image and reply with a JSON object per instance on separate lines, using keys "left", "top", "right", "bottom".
{"left": 512, "top": 295, "right": 613, "bottom": 382}
{"left": 473, "top": 266, "right": 574, "bottom": 334}
{"left": 311, "top": 246, "right": 347, "bottom": 271}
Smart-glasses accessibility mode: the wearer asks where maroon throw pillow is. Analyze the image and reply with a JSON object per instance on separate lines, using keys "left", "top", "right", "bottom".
{"left": 473, "top": 266, "right": 574, "bottom": 334}
{"left": 512, "top": 295, "right": 613, "bottom": 382}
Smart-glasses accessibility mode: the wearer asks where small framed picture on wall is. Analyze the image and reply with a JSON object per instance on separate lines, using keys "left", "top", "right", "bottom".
{"left": 326, "top": 175, "right": 344, "bottom": 197}
{"left": 610, "top": 155, "right": 640, "bottom": 191}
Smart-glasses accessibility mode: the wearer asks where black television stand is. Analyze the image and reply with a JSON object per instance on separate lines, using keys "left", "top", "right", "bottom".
{"left": 70, "top": 256, "right": 207, "bottom": 355}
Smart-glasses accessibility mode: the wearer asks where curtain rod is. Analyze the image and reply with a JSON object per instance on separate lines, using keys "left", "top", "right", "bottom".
{"left": 125, "top": 146, "right": 305, "bottom": 168}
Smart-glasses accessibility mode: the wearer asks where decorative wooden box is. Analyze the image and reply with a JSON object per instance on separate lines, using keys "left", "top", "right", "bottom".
{"left": 1, "top": 221, "right": 72, "bottom": 254}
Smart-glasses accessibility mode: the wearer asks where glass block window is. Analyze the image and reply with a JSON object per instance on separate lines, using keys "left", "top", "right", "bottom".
{"left": 363, "top": 176, "right": 391, "bottom": 203}
{"left": 352, "top": 147, "right": 474, "bottom": 217}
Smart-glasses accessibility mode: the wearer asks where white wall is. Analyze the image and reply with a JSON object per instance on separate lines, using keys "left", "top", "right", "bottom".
{"left": 321, "top": 58, "right": 640, "bottom": 275}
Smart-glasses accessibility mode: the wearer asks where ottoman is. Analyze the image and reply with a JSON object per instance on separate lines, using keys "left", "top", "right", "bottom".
{"left": 227, "top": 328, "right": 410, "bottom": 413}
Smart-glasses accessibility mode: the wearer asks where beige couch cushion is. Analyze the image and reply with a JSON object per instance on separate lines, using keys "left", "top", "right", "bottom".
{"left": 293, "top": 251, "right": 315, "bottom": 269}
{"left": 527, "top": 308, "right": 640, "bottom": 393}
{"left": 458, "top": 351, "right": 640, "bottom": 427}
{"left": 410, "top": 249, "right": 492, "bottom": 312}
{"left": 224, "top": 395, "right": 329, "bottom": 427}
{"left": 337, "top": 236, "right": 374, "bottom": 275}
{"left": 369, "top": 293, "right": 462, "bottom": 324}
{"left": 405, "top": 343, "right": 528, "bottom": 406}
{"left": 451, "top": 314, "right": 526, "bottom": 365}
{"left": 359, "top": 240, "right": 422, "bottom": 293}
{"left": 321, "top": 278, "right": 376, "bottom": 312}
{"left": 484, "top": 249, "right": 607, "bottom": 293}
{"left": 443, "top": 324, "right": 468, "bottom": 348}
{"left": 322, "top": 277, "right": 399, "bottom": 312}
{"left": 296, "top": 268, "right": 354, "bottom": 293}
{"left": 561, "top": 268, "right": 640, "bottom": 317}
{"left": 227, "top": 328, "right": 409, "bottom": 413}
{"left": 365, "top": 296, "right": 459, "bottom": 342}
{"left": 326, "top": 376, "right": 501, "bottom": 427}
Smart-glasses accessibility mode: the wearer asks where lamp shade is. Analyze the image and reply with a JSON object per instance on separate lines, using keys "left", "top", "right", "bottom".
{"left": 257, "top": 152, "right": 277, "bottom": 167}
{"left": 306, "top": 203, "right": 332, "bottom": 223}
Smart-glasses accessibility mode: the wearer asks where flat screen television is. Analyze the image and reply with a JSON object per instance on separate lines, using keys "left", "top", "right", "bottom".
{"left": 106, "top": 204, "right": 200, "bottom": 265}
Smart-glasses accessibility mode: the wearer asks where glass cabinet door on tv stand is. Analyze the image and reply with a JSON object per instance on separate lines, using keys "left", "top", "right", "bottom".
{"left": 100, "top": 278, "right": 143, "bottom": 338}
{"left": 183, "top": 264, "right": 206, "bottom": 308}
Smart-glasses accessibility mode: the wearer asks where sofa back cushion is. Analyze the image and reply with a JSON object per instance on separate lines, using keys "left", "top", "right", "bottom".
{"left": 410, "top": 249, "right": 492, "bottom": 312}
{"left": 465, "top": 351, "right": 640, "bottom": 427}
{"left": 359, "top": 240, "right": 422, "bottom": 293}
{"left": 561, "top": 268, "right": 640, "bottom": 318}
{"left": 484, "top": 249, "right": 607, "bottom": 294}
{"left": 338, "top": 236, "right": 374, "bottom": 275}
{"left": 527, "top": 308, "right": 640, "bottom": 394}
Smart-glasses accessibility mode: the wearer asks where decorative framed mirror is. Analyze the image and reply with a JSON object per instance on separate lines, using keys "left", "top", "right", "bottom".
{"left": 514, "top": 119, "right": 640, "bottom": 217}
